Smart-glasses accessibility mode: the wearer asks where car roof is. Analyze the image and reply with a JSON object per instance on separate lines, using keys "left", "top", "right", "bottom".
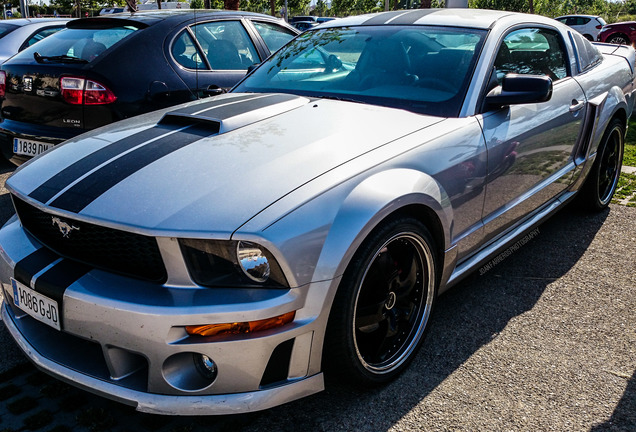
{"left": 317, "top": 8, "right": 527, "bottom": 30}
{"left": 0, "top": 18, "right": 70, "bottom": 27}
{"left": 69, "top": 9, "right": 285, "bottom": 27}
{"left": 556, "top": 14, "right": 600, "bottom": 19}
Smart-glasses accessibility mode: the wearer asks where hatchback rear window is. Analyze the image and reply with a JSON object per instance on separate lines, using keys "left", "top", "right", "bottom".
{"left": 12, "top": 25, "right": 139, "bottom": 63}
{"left": 0, "top": 23, "right": 18, "bottom": 39}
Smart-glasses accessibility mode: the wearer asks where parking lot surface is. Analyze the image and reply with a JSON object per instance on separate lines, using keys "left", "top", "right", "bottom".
{"left": 0, "top": 158, "right": 634, "bottom": 431}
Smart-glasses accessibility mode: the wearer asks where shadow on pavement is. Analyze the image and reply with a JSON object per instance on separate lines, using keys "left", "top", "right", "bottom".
{"left": 251, "top": 204, "right": 612, "bottom": 429}
{"left": 1, "top": 202, "right": 628, "bottom": 431}
{"left": 591, "top": 369, "right": 636, "bottom": 431}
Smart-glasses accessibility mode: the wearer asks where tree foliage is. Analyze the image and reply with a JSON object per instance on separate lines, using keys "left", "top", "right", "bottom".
{"left": 19, "top": 0, "right": 636, "bottom": 23}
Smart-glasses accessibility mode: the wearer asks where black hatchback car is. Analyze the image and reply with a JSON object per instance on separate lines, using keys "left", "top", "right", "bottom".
{"left": 0, "top": 10, "right": 298, "bottom": 164}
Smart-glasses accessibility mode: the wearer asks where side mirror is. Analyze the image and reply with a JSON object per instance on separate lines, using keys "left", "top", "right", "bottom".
{"left": 247, "top": 63, "right": 260, "bottom": 73}
{"left": 485, "top": 74, "right": 553, "bottom": 110}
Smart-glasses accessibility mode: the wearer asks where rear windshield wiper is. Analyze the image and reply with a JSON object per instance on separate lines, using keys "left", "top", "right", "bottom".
{"left": 34, "top": 52, "right": 88, "bottom": 64}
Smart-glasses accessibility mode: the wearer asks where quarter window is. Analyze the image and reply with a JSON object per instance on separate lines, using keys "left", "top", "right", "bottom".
{"left": 493, "top": 27, "right": 568, "bottom": 84}
{"left": 172, "top": 31, "right": 205, "bottom": 69}
{"left": 252, "top": 21, "right": 296, "bottom": 53}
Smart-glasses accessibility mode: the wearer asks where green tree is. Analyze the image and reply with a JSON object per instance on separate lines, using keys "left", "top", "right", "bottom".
{"left": 315, "top": 0, "right": 327, "bottom": 15}
{"left": 354, "top": 0, "right": 378, "bottom": 12}
{"left": 332, "top": 0, "right": 354, "bottom": 15}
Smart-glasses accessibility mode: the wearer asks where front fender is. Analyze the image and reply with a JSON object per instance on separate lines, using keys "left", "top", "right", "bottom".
{"left": 313, "top": 168, "right": 452, "bottom": 284}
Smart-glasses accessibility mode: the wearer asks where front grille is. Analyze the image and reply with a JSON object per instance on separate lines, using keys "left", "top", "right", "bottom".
{"left": 13, "top": 196, "right": 167, "bottom": 283}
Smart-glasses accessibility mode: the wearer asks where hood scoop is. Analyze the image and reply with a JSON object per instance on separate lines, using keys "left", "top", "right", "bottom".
{"left": 158, "top": 93, "right": 309, "bottom": 135}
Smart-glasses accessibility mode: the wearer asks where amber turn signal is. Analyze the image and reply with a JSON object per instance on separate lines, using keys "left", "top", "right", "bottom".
{"left": 186, "top": 311, "right": 296, "bottom": 338}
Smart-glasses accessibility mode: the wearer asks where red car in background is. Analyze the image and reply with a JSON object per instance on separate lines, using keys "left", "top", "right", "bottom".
{"left": 597, "top": 21, "right": 636, "bottom": 45}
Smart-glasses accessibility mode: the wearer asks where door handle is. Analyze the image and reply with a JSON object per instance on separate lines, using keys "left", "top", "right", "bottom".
{"left": 203, "top": 85, "right": 225, "bottom": 96}
{"left": 569, "top": 100, "right": 585, "bottom": 113}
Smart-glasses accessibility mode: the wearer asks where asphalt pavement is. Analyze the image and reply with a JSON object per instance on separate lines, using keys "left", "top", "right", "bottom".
{"left": 0, "top": 157, "right": 634, "bottom": 431}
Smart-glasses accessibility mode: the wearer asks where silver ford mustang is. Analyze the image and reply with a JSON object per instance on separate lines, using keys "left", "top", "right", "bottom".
{"left": 1, "top": 9, "right": 633, "bottom": 415}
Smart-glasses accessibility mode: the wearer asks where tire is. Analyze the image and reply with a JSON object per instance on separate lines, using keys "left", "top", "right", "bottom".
{"left": 578, "top": 118, "right": 624, "bottom": 210}
{"left": 583, "top": 34, "right": 593, "bottom": 41}
{"left": 323, "top": 217, "right": 438, "bottom": 387}
{"left": 608, "top": 34, "right": 630, "bottom": 45}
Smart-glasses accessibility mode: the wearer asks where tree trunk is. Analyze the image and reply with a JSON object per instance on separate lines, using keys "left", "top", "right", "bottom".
{"left": 420, "top": 0, "right": 431, "bottom": 7}
{"left": 528, "top": 0, "right": 533, "bottom": 14}
{"left": 224, "top": 0, "right": 239, "bottom": 10}
{"left": 125, "top": 0, "right": 137, "bottom": 12}
{"left": 270, "top": 0, "right": 276, "bottom": 16}
{"left": 156, "top": 0, "right": 162, "bottom": 9}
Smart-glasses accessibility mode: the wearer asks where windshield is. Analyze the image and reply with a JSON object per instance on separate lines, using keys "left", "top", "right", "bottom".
{"left": 12, "top": 25, "right": 139, "bottom": 63}
{"left": 234, "top": 25, "right": 487, "bottom": 117}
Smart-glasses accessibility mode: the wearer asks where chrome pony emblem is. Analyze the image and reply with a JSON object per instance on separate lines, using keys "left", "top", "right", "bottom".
{"left": 51, "top": 217, "right": 79, "bottom": 238}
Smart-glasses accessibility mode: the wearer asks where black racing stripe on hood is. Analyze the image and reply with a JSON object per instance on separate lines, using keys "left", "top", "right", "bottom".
{"left": 178, "top": 93, "right": 301, "bottom": 120}
{"left": 168, "top": 93, "right": 264, "bottom": 116}
{"left": 49, "top": 124, "right": 213, "bottom": 213}
{"left": 29, "top": 126, "right": 171, "bottom": 204}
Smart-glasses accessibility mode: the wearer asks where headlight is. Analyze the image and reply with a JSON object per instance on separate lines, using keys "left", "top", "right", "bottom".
{"left": 180, "top": 239, "right": 288, "bottom": 288}
{"left": 237, "top": 241, "right": 270, "bottom": 283}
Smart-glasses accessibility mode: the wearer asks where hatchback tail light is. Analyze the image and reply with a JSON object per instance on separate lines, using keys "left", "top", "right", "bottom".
{"left": 0, "top": 71, "right": 6, "bottom": 99}
{"left": 596, "top": 25, "right": 603, "bottom": 29}
{"left": 61, "top": 76, "right": 116, "bottom": 105}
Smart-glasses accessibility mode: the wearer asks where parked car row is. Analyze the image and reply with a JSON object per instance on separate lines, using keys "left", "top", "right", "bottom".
{"left": 556, "top": 13, "right": 636, "bottom": 46}
{"left": 0, "top": 7, "right": 633, "bottom": 416}
{"left": 0, "top": 18, "right": 70, "bottom": 64}
{"left": 0, "top": 10, "right": 298, "bottom": 164}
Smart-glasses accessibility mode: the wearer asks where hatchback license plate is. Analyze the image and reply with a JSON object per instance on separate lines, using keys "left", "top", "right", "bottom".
{"left": 13, "top": 138, "right": 53, "bottom": 157}
{"left": 11, "top": 278, "right": 61, "bottom": 331}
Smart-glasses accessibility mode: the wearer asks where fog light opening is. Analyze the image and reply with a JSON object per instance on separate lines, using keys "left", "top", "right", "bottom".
{"left": 193, "top": 354, "right": 218, "bottom": 381}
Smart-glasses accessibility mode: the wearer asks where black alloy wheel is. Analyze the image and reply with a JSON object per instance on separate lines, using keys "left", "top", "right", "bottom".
{"left": 608, "top": 34, "right": 630, "bottom": 45}
{"left": 579, "top": 118, "right": 624, "bottom": 210}
{"left": 324, "top": 217, "right": 438, "bottom": 386}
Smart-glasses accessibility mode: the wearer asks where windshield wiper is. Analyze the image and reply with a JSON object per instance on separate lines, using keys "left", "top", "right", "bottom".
{"left": 34, "top": 52, "right": 88, "bottom": 64}
{"left": 316, "top": 95, "right": 366, "bottom": 104}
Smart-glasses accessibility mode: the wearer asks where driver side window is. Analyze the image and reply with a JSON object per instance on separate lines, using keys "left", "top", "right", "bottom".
{"left": 493, "top": 27, "right": 568, "bottom": 85}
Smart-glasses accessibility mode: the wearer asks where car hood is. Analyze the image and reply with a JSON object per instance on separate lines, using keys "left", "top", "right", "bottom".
{"left": 8, "top": 93, "right": 442, "bottom": 237}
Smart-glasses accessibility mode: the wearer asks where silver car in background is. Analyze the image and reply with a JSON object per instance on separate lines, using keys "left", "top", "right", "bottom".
{"left": 0, "top": 9, "right": 634, "bottom": 415}
{"left": 0, "top": 18, "right": 70, "bottom": 63}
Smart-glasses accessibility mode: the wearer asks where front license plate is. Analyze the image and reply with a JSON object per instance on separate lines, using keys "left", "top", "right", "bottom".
{"left": 11, "top": 278, "right": 61, "bottom": 331}
{"left": 13, "top": 138, "right": 53, "bottom": 157}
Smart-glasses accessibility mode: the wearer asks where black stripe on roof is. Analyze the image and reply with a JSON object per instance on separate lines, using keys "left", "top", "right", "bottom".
{"left": 387, "top": 9, "right": 439, "bottom": 25}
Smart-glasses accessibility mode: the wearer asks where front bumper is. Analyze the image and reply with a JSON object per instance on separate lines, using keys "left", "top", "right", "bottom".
{"left": 0, "top": 217, "right": 328, "bottom": 414}
{"left": 1, "top": 304, "right": 324, "bottom": 415}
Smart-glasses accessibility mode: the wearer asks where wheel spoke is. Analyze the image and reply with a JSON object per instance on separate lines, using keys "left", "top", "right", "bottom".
{"left": 356, "top": 301, "right": 387, "bottom": 332}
